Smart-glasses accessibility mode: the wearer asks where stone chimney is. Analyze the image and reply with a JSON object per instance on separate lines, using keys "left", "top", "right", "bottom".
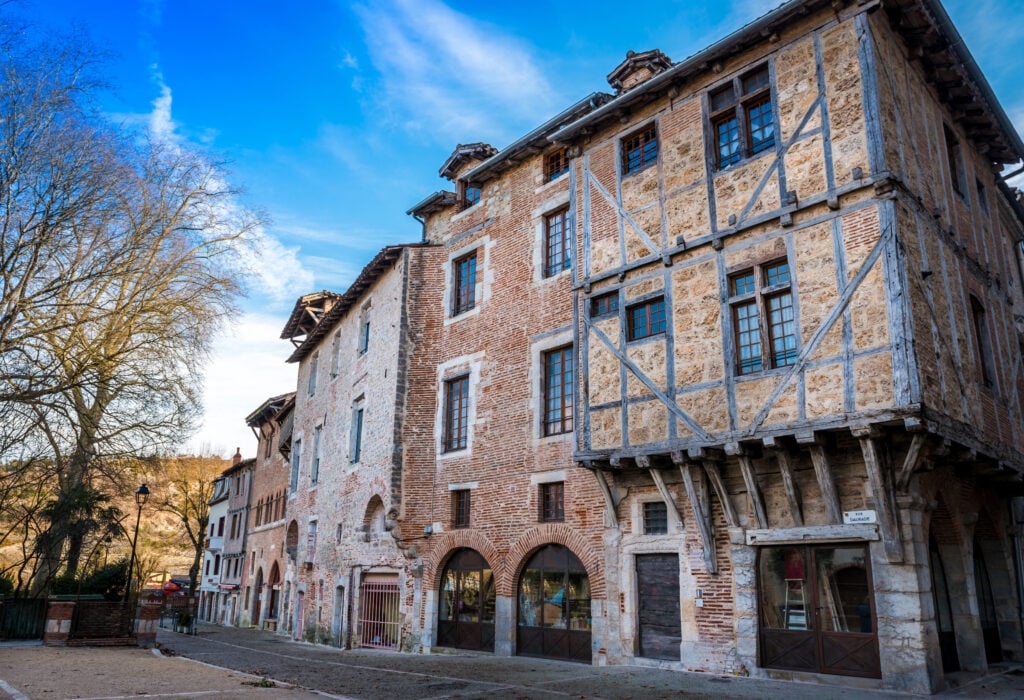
{"left": 232, "top": 447, "right": 242, "bottom": 465}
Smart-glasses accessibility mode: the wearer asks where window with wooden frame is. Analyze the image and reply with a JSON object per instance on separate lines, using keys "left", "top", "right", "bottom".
{"left": 590, "top": 291, "right": 619, "bottom": 318}
{"left": 627, "top": 296, "right": 667, "bottom": 341}
{"left": 543, "top": 346, "right": 574, "bottom": 436}
{"left": 350, "top": 405, "right": 364, "bottom": 463}
{"left": 330, "top": 329, "right": 341, "bottom": 378}
{"left": 290, "top": 439, "right": 301, "bottom": 493}
{"left": 443, "top": 375, "right": 470, "bottom": 452}
{"left": 643, "top": 501, "right": 669, "bottom": 535}
{"left": 944, "top": 124, "right": 965, "bottom": 197}
{"left": 311, "top": 425, "right": 322, "bottom": 484}
{"left": 307, "top": 352, "right": 318, "bottom": 396}
{"left": 460, "top": 181, "right": 481, "bottom": 209}
{"left": 545, "top": 148, "right": 569, "bottom": 181}
{"left": 621, "top": 124, "right": 658, "bottom": 174}
{"left": 453, "top": 251, "right": 477, "bottom": 316}
{"left": 709, "top": 64, "right": 775, "bottom": 169}
{"left": 452, "top": 489, "right": 471, "bottom": 529}
{"left": 357, "top": 304, "right": 371, "bottom": 355}
{"left": 539, "top": 481, "right": 564, "bottom": 522}
{"left": 543, "top": 207, "right": 571, "bottom": 278}
{"left": 970, "top": 295, "right": 996, "bottom": 389}
{"left": 728, "top": 259, "right": 797, "bottom": 375}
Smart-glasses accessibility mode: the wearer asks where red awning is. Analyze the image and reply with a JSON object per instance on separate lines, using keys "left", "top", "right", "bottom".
{"left": 163, "top": 581, "right": 181, "bottom": 592}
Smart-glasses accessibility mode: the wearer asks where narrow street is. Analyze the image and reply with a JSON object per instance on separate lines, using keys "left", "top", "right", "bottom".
{"left": 153, "top": 624, "right": 1020, "bottom": 699}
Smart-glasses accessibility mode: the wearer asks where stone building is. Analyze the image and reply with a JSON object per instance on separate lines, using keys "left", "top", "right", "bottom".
{"left": 546, "top": 0, "right": 1023, "bottom": 694}
{"left": 198, "top": 474, "right": 229, "bottom": 622}
{"left": 403, "top": 100, "right": 615, "bottom": 662}
{"left": 235, "top": 0, "right": 1023, "bottom": 693}
{"left": 277, "top": 246, "right": 428, "bottom": 647}
{"left": 219, "top": 455, "right": 255, "bottom": 625}
{"left": 241, "top": 392, "right": 294, "bottom": 629}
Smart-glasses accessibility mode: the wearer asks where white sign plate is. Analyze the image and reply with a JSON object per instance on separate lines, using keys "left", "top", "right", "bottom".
{"left": 843, "top": 510, "right": 877, "bottom": 524}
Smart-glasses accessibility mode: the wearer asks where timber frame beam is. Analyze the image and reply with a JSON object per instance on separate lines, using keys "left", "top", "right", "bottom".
{"left": 672, "top": 451, "right": 718, "bottom": 574}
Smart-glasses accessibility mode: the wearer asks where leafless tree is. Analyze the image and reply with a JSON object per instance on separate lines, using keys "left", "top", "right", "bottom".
{"left": 0, "top": 14, "right": 260, "bottom": 593}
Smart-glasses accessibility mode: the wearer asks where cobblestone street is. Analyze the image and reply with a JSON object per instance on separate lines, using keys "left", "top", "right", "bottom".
{"left": 150, "top": 624, "right": 1024, "bottom": 699}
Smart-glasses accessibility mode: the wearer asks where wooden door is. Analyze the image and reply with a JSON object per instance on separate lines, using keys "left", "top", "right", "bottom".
{"left": 636, "top": 554, "right": 680, "bottom": 660}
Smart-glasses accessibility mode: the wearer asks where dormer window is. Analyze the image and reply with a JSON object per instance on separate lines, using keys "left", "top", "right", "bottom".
{"left": 459, "top": 181, "right": 481, "bottom": 210}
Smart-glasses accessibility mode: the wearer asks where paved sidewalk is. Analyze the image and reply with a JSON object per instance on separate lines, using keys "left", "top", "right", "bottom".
{"left": 0, "top": 641, "right": 322, "bottom": 700}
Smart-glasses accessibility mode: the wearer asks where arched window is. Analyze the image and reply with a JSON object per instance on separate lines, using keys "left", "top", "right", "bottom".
{"left": 517, "top": 544, "right": 591, "bottom": 662}
{"left": 437, "top": 548, "right": 495, "bottom": 652}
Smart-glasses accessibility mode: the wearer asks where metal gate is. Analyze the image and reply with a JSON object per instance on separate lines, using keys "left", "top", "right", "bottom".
{"left": 0, "top": 598, "right": 48, "bottom": 640}
{"left": 359, "top": 575, "right": 400, "bottom": 649}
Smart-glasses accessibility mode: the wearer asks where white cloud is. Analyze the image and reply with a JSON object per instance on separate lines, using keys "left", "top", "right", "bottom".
{"left": 147, "top": 68, "right": 178, "bottom": 145}
{"left": 186, "top": 311, "right": 297, "bottom": 459}
{"left": 353, "top": 0, "right": 557, "bottom": 144}
{"left": 245, "top": 227, "right": 316, "bottom": 306}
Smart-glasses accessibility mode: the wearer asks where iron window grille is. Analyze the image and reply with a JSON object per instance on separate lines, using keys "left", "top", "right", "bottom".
{"left": 452, "top": 489, "right": 471, "bottom": 529}
{"left": 728, "top": 259, "right": 797, "bottom": 375}
{"left": 643, "top": 501, "right": 669, "bottom": 534}
{"left": 627, "top": 296, "right": 667, "bottom": 341}
{"left": 539, "top": 481, "right": 565, "bottom": 522}
{"left": 622, "top": 124, "right": 658, "bottom": 175}
{"left": 543, "top": 346, "right": 574, "bottom": 436}
{"left": 710, "top": 64, "right": 775, "bottom": 169}
{"left": 443, "top": 375, "right": 470, "bottom": 452}
{"left": 544, "top": 207, "right": 571, "bottom": 277}
{"left": 453, "top": 251, "right": 477, "bottom": 316}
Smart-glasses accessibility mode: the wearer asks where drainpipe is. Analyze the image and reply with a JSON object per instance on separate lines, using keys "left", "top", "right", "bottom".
{"left": 412, "top": 213, "right": 427, "bottom": 243}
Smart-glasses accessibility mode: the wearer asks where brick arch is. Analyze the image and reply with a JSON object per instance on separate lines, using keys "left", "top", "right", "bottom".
{"left": 501, "top": 524, "right": 604, "bottom": 599}
{"left": 423, "top": 530, "right": 501, "bottom": 592}
{"left": 925, "top": 490, "right": 966, "bottom": 547}
{"left": 362, "top": 495, "right": 386, "bottom": 530}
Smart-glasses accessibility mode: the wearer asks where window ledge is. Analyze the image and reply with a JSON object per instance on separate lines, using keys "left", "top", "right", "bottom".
{"left": 713, "top": 148, "right": 773, "bottom": 178}
{"left": 622, "top": 161, "right": 657, "bottom": 178}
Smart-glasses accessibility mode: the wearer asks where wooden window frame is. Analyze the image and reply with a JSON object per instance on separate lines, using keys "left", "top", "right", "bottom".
{"left": 539, "top": 481, "right": 565, "bottom": 522}
{"left": 311, "top": 425, "right": 322, "bottom": 484}
{"left": 452, "top": 489, "right": 471, "bottom": 529}
{"left": 709, "top": 64, "right": 775, "bottom": 170}
{"left": 307, "top": 352, "right": 318, "bottom": 397}
{"left": 459, "top": 181, "right": 481, "bottom": 210}
{"left": 627, "top": 296, "right": 667, "bottom": 341}
{"left": 545, "top": 148, "right": 569, "bottom": 182}
{"left": 944, "top": 123, "right": 965, "bottom": 197}
{"left": 970, "top": 295, "right": 996, "bottom": 390}
{"left": 543, "top": 345, "right": 574, "bottom": 436}
{"left": 621, "top": 124, "right": 658, "bottom": 175}
{"left": 453, "top": 251, "right": 477, "bottom": 316}
{"left": 443, "top": 374, "right": 470, "bottom": 452}
{"left": 351, "top": 406, "right": 364, "bottom": 463}
{"left": 543, "top": 207, "right": 571, "bottom": 278}
{"left": 357, "top": 305, "right": 371, "bottom": 355}
{"left": 591, "top": 291, "right": 619, "bottom": 318}
{"left": 728, "top": 258, "right": 797, "bottom": 375}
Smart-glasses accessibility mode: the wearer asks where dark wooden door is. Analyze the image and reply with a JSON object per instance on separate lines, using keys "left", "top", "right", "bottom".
{"left": 636, "top": 554, "right": 680, "bottom": 660}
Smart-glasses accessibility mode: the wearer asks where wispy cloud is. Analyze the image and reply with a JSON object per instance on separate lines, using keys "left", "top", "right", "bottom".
{"left": 353, "top": 0, "right": 557, "bottom": 144}
{"left": 186, "top": 310, "right": 297, "bottom": 458}
{"left": 246, "top": 228, "right": 316, "bottom": 306}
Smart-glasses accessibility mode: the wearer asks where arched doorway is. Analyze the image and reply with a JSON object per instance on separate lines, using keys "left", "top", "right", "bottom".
{"left": 973, "top": 541, "right": 1001, "bottom": 663}
{"left": 437, "top": 548, "right": 495, "bottom": 652}
{"left": 267, "top": 563, "right": 281, "bottom": 622}
{"left": 252, "top": 568, "right": 264, "bottom": 626}
{"left": 516, "top": 544, "right": 591, "bottom": 662}
{"left": 930, "top": 536, "right": 960, "bottom": 672}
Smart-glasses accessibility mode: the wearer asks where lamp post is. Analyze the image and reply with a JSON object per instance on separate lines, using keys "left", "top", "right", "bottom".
{"left": 124, "top": 484, "right": 150, "bottom": 601}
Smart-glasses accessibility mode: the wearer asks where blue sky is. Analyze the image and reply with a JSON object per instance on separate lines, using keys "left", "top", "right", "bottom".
{"left": 15, "top": 0, "right": 1023, "bottom": 457}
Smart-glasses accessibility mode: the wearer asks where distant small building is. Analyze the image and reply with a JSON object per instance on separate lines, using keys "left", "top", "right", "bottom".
{"left": 198, "top": 473, "right": 230, "bottom": 622}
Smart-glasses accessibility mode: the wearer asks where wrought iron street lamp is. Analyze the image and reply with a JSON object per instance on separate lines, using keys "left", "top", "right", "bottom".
{"left": 124, "top": 483, "right": 150, "bottom": 601}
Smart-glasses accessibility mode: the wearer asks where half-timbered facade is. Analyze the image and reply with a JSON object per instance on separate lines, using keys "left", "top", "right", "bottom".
{"left": 555, "top": 0, "right": 1024, "bottom": 693}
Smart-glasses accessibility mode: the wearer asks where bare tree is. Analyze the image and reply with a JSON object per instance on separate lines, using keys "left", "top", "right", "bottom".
{"left": 149, "top": 455, "right": 226, "bottom": 595}
{"left": 0, "top": 14, "right": 260, "bottom": 593}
